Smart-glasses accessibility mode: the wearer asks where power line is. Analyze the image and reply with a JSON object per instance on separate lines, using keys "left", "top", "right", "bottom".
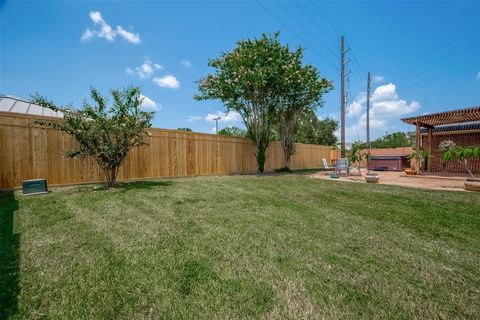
{"left": 409, "top": 64, "right": 480, "bottom": 87}
{"left": 391, "top": 49, "right": 480, "bottom": 83}
{"left": 386, "top": 44, "right": 480, "bottom": 77}
{"left": 346, "top": 52, "right": 363, "bottom": 81}
{"left": 349, "top": 47, "right": 365, "bottom": 74}
{"left": 385, "top": 28, "right": 480, "bottom": 70}
{"left": 291, "top": 1, "right": 339, "bottom": 49}
{"left": 307, "top": 0, "right": 341, "bottom": 38}
{"left": 274, "top": 0, "right": 338, "bottom": 59}
{"left": 347, "top": 63, "right": 362, "bottom": 83}
{"left": 256, "top": 0, "right": 339, "bottom": 71}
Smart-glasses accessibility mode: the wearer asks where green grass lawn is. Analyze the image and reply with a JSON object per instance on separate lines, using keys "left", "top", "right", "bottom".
{"left": 1, "top": 173, "right": 479, "bottom": 319}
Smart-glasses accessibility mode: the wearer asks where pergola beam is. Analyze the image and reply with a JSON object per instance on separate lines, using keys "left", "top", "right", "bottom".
{"left": 417, "top": 122, "right": 434, "bottom": 129}
{"left": 414, "top": 122, "right": 421, "bottom": 174}
{"left": 404, "top": 106, "right": 480, "bottom": 174}
{"left": 402, "top": 106, "right": 480, "bottom": 127}
{"left": 427, "top": 127, "right": 433, "bottom": 172}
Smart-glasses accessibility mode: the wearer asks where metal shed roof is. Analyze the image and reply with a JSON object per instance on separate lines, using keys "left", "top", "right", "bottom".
{"left": 0, "top": 95, "right": 63, "bottom": 118}
{"left": 419, "top": 122, "right": 480, "bottom": 133}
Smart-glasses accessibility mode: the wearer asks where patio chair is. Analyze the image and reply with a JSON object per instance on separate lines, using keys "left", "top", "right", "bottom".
{"left": 335, "top": 158, "right": 350, "bottom": 176}
{"left": 322, "top": 158, "right": 335, "bottom": 171}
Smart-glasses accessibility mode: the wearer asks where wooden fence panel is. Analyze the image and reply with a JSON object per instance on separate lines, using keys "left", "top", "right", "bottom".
{"left": 0, "top": 112, "right": 338, "bottom": 189}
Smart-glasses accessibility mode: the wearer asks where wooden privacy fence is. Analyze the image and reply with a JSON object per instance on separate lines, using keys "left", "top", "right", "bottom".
{"left": 0, "top": 112, "right": 339, "bottom": 189}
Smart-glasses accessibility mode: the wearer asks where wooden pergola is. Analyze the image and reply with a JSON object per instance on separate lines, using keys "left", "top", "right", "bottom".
{"left": 401, "top": 106, "right": 480, "bottom": 171}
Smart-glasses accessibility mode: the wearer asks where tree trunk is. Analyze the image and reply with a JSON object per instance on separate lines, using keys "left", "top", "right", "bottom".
{"left": 460, "top": 159, "right": 474, "bottom": 179}
{"left": 257, "top": 144, "right": 267, "bottom": 173}
{"left": 284, "top": 148, "right": 291, "bottom": 169}
{"left": 279, "top": 115, "right": 296, "bottom": 170}
{"left": 103, "top": 166, "right": 119, "bottom": 190}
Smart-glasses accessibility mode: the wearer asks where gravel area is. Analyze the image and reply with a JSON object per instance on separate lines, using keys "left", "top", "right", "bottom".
{"left": 311, "top": 169, "right": 469, "bottom": 192}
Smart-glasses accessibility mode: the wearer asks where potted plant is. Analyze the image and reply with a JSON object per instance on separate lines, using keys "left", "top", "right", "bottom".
{"left": 404, "top": 167, "right": 415, "bottom": 175}
{"left": 407, "top": 151, "right": 420, "bottom": 175}
{"left": 408, "top": 149, "right": 430, "bottom": 175}
{"left": 440, "top": 140, "right": 480, "bottom": 191}
{"left": 364, "top": 153, "right": 379, "bottom": 183}
{"left": 349, "top": 141, "right": 379, "bottom": 183}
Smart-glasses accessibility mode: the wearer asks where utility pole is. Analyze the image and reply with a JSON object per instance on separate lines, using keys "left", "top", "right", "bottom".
{"left": 340, "top": 36, "right": 350, "bottom": 157}
{"left": 366, "top": 71, "right": 371, "bottom": 150}
{"left": 213, "top": 116, "right": 221, "bottom": 134}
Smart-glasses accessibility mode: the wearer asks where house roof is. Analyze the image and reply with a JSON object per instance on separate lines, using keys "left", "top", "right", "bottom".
{"left": 401, "top": 106, "right": 480, "bottom": 127}
{"left": 0, "top": 95, "right": 63, "bottom": 118}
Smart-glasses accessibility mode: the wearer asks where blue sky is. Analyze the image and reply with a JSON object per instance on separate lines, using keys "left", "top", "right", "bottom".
{"left": 1, "top": 0, "right": 479, "bottom": 141}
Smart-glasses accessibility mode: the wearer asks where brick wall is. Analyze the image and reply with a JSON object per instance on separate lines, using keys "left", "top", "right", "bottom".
{"left": 422, "top": 132, "right": 480, "bottom": 173}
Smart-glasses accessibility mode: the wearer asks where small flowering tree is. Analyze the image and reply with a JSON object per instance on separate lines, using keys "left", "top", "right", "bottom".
{"left": 439, "top": 140, "right": 480, "bottom": 178}
{"left": 195, "top": 33, "right": 329, "bottom": 173}
{"left": 32, "top": 87, "right": 154, "bottom": 189}
{"left": 196, "top": 33, "right": 288, "bottom": 172}
{"left": 276, "top": 55, "right": 333, "bottom": 169}
{"left": 348, "top": 141, "right": 371, "bottom": 175}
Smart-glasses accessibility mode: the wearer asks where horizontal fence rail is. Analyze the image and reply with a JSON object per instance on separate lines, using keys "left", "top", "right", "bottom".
{"left": 0, "top": 112, "right": 339, "bottom": 189}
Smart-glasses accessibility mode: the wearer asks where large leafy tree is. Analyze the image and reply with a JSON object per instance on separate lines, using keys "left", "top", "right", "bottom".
{"left": 295, "top": 110, "right": 338, "bottom": 146}
{"left": 32, "top": 87, "right": 153, "bottom": 189}
{"left": 276, "top": 52, "right": 333, "bottom": 168}
{"left": 196, "top": 33, "right": 299, "bottom": 173}
{"left": 371, "top": 131, "right": 412, "bottom": 149}
{"left": 218, "top": 126, "right": 247, "bottom": 137}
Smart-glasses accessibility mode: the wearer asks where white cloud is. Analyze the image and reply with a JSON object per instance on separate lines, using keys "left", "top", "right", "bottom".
{"left": 346, "top": 83, "right": 420, "bottom": 141}
{"left": 90, "top": 11, "right": 103, "bottom": 24}
{"left": 187, "top": 115, "right": 202, "bottom": 122}
{"left": 320, "top": 112, "right": 339, "bottom": 121}
{"left": 80, "top": 29, "right": 95, "bottom": 42}
{"left": 153, "top": 75, "right": 180, "bottom": 89}
{"left": 181, "top": 60, "right": 192, "bottom": 67}
{"left": 354, "top": 91, "right": 367, "bottom": 104}
{"left": 81, "top": 11, "right": 140, "bottom": 44}
{"left": 371, "top": 83, "right": 399, "bottom": 102}
{"left": 115, "top": 26, "right": 141, "bottom": 44}
{"left": 205, "top": 111, "right": 242, "bottom": 123}
{"left": 369, "top": 83, "right": 420, "bottom": 117}
{"left": 139, "top": 94, "right": 159, "bottom": 111}
{"left": 477, "top": 71, "right": 480, "bottom": 80}
{"left": 356, "top": 115, "right": 388, "bottom": 129}
{"left": 126, "top": 59, "right": 163, "bottom": 79}
{"left": 334, "top": 128, "right": 340, "bottom": 139}
{"left": 373, "top": 75, "right": 384, "bottom": 83}
{"left": 347, "top": 101, "right": 362, "bottom": 117}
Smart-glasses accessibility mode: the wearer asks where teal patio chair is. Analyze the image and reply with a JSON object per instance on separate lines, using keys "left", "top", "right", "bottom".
{"left": 335, "top": 158, "right": 350, "bottom": 176}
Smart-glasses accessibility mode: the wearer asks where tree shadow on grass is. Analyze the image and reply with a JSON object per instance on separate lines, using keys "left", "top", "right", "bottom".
{"left": 116, "top": 180, "right": 173, "bottom": 191}
{"left": 273, "top": 168, "right": 322, "bottom": 176}
{"left": 0, "top": 191, "right": 20, "bottom": 320}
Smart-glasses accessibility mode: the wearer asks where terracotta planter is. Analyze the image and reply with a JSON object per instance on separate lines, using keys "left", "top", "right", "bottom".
{"left": 464, "top": 178, "right": 480, "bottom": 192}
{"left": 365, "top": 173, "right": 379, "bottom": 183}
{"left": 404, "top": 168, "right": 415, "bottom": 176}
